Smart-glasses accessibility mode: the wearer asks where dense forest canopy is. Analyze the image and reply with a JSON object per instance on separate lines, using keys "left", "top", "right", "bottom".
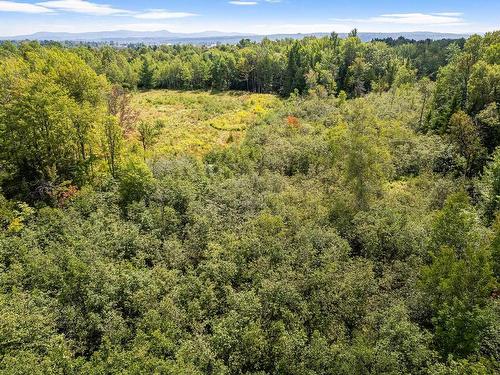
{"left": 3, "top": 34, "right": 465, "bottom": 93}
{"left": 0, "top": 31, "right": 499, "bottom": 374}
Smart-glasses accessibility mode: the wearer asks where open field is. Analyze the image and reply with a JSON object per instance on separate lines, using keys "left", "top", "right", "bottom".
{"left": 132, "top": 90, "right": 282, "bottom": 157}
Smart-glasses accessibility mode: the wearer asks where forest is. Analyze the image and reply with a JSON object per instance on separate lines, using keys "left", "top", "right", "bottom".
{"left": 0, "top": 30, "right": 499, "bottom": 374}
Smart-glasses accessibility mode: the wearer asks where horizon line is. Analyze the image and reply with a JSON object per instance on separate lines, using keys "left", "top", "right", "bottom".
{"left": 0, "top": 29, "right": 481, "bottom": 39}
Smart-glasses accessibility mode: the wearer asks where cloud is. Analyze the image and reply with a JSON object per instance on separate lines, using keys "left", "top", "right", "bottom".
{"left": 36, "top": 0, "right": 131, "bottom": 16}
{"left": 134, "top": 9, "right": 197, "bottom": 20}
{"left": 332, "top": 12, "right": 466, "bottom": 26}
{"left": 229, "top": 1, "right": 258, "bottom": 5}
{"left": 229, "top": 0, "right": 281, "bottom": 4}
{"left": 0, "top": 0, "right": 280, "bottom": 17}
{"left": 0, "top": 0, "right": 197, "bottom": 19}
{"left": 375, "top": 13, "right": 464, "bottom": 25}
{"left": 0, "top": 0, "right": 53, "bottom": 13}
{"left": 432, "top": 12, "right": 463, "bottom": 17}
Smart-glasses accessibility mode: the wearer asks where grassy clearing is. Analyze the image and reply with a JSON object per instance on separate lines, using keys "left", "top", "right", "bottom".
{"left": 132, "top": 90, "right": 282, "bottom": 157}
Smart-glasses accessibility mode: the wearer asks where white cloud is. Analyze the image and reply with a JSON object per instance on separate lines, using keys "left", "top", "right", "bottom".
{"left": 332, "top": 12, "right": 466, "bottom": 27}
{"left": 36, "top": 0, "right": 130, "bottom": 15}
{"left": 432, "top": 12, "right": 463, "bottom": 17}
{"left": 229, "top": 1, "right": 258, "bottom": 5}
{"left": 0, "top": 0, "right": 53, "bottom": 13}
{"left": 134, "top": 10, "right": 197, "bottom": 20}
{"left": 229, "top": 0, "right": 281, "bottom": 4}
{"left": 0, "top": 0, "right": 197, "bottom": 19}
{"left": 376, "top": 13, "right": 464, "bottom": 25}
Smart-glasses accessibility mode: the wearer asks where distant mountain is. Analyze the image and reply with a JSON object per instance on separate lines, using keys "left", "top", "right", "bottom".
{"left": 2, "top": 30, "right": 251, "bottom": 41}
{"left": 0, "top": 30, "right": 470, "bottom": 45}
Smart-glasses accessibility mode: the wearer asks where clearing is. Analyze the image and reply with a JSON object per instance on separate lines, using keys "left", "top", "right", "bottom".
{"left": 132, "top": 90, "right": 282, "bottom": 157}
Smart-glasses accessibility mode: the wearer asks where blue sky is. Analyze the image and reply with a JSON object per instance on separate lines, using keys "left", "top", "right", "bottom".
{"left": 0, "top": 0, "right": 498, "bottom": 36}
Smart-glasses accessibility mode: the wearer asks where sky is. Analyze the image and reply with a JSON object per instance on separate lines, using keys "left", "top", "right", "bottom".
{"left": 0, "top": 0, "right": 499, "bottom": 36}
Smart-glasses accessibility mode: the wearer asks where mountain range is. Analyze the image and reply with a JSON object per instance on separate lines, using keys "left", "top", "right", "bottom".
{"left": 1, "top": 30, "right": 471, "bottom": 45}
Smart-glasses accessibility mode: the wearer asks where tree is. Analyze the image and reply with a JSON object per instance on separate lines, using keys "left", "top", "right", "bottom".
{"left": 0, "top": 50, "right": 107, "bottom": 198}
{"left": 118, "top": 160, "right": 155, "bottom": 206}
{"left": 392, "top": 63, "right": 417, "bottom": 89}
{"left": 237, "top": 47, "right": 257, "bottom": 91}
{"left": 285, "top": 41, "right": 307, "bottom": 95}
{"left": 190, "top": 54, "right": 212, "bottom": 89}
{"left": 348, "top": 28, "right": 358, "bottom": 38}
{"left": 138, "top": 57, "right": 155, "bottom": 89}
{"left": 467, "top": 61, "right": 500, "bottom": 115}
{"left": 137, "top": 120, "right": 165, "bottom": 159}
{"left": 210, "top": 51, "right": 236, "bottom": 91}
{"left": 428, "top": 46, "right": 469, "bottom": 131}
{"left": 330, "top": 107, "right": 391, "bottom": 210}
{"left": 0, "top": 292, "right": 76, "bottom": 374}
{"left": 490, "top": 215, "right": 500, "bottom": 280}
{"left": 101, "top": 116, "right": 123, "bottom": 178}
{"left": 305, "top": 69, "right": 320, "bottom": 94}
{"left": 417, "top": 77, "right": 434, "bottom": 129}
{"left": 476, "top": 103, "right": 500, "bottom": 152}
{"left": 479, "top": 147, "right": 500, "bottom": 222}
{"left": 107, "top": 85, "right": 139, "bottom": 134}
{"left": 448, "top": 110, "right": 485, "bottom": 176}
{"left": 421, "top": 193, "right": 496, "bottom": 358}
{"left": 347, "top": 57, "right": 370, "bottom": 97}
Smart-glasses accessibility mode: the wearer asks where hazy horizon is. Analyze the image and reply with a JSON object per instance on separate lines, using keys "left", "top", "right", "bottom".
{"left": 2, "top": 29, "right": 476, "bottom": 39}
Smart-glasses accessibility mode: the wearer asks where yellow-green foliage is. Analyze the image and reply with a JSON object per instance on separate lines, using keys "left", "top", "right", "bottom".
{"left": 132, "top": 90, "right": 281, "bottom": 157}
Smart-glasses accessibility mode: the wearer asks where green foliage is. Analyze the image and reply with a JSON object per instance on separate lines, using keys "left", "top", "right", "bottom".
{"left": 429, "top": 32, "right": 499, "bottom": 164}
{"left": 479, "top": 147, "right": 500, "bottom": 221}
{"left": 330, "top": 105, "right": 392, "bottom": 210}
{"left": 421, "top": 193, "right": 496, "bottom": 358}
{"left": 1, "top": 33, "right": 499, "bottom": 374}
{"left": 36, "top": 32, "right": 467, "bottom": 101}
{"left": 448, "top": 111, "right": 486, "bottom": 176}
{"left": 138, "top": 57, "right": 155, "bottom": 89}
{"left": 0, "top": 49, "right": 108, "bottom": 198}
{"left": 101, "top": 116, "right": 123, "bottom": 178}
{"left": 137, "top": 119, "right": 165, "bottom": 157}
{"left": 118, "top": 160, "right": 155, "bottom": 206}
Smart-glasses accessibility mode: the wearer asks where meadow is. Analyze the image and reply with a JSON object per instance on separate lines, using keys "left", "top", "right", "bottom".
{"left": 131, "top": 90, "right": 282, "bottom": 157}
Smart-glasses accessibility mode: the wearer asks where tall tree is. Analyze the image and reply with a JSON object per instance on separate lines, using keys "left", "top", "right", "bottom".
{"left": 448, "top": 110, "right": 485, "bottom": 176}
{"left": 101, "top": 116, "right": 123, "bottom": 178}
{"left": 422, "top": 193, "right": 496, "bottom": 358}
{"left": 138, "top": 57, "right": 155, "bottom": 89}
